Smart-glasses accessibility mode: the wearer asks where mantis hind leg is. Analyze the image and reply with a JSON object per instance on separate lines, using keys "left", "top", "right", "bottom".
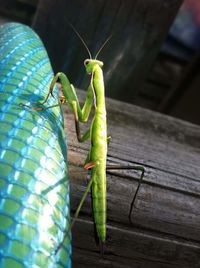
{"left": 54, "top": 174, "right": 94, "bottom": 255}
{"left": 106, "top": 165, "right": 145, "bottom": 223}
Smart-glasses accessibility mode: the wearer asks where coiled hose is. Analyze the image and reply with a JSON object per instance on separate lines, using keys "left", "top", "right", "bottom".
{"left": 0, "top": 23, "right": 71, "bottom": 267}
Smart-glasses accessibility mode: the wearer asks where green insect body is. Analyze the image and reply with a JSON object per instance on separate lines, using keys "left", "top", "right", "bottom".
{"left": 43, "top": 58, "right": 107, "bottom": 244}
{"left": 32, "top": 29, "right": 145, "bottom": 251}
{"left": 88, "top": 61, "right": 107, "bottom": 242}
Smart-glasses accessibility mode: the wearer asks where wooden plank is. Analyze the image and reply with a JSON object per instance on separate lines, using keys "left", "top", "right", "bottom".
{"left": 72, "top": 219, "right": 199, "bottom": 268}
{"left": 62, "top": 89, "right": 200, "bottom": 267}
{"left": 33, "top": 0, "right": 183, "bottom": 103}
{"left": 158, "top": 50, "right": 200, "bottom": 125}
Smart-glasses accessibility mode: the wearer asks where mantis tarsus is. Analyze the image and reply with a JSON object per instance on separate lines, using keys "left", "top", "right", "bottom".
{"left": 27, "top": 27, "right": 145, "bottom": 254}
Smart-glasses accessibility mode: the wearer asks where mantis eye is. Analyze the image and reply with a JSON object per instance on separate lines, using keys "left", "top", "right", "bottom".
{"left": 84, "top": 59, "right": 90, "bottom": 66}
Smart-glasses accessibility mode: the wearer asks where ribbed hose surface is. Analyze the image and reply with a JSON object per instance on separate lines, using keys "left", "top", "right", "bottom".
{"left": 0, "top": 23, "right": 71, "bottom": 267}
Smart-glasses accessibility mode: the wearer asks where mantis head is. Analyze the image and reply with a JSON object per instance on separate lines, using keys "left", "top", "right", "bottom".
{"left": 84, "top": 59, "right": 103, "bottom": 74}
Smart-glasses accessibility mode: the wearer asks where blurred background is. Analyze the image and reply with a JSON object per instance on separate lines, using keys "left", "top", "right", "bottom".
{"left": 0, "top": 0, "right": 200, "bottom": 125}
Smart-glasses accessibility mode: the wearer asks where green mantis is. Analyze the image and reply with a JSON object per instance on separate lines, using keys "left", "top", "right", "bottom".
{"left": 28, "top": 28, "right": 145, "bottom": 253}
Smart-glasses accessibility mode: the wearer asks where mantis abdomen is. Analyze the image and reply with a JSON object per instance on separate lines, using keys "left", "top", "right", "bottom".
{"left": 0, "top": 23, "right": 71, "bottom": 267}
{"left": 90, "top": 65, "right": 107, "bottom": 243}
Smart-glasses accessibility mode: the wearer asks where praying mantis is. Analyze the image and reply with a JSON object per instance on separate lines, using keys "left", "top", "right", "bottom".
{"left": 27, "top": 26, "right": 145, "bottom": 254}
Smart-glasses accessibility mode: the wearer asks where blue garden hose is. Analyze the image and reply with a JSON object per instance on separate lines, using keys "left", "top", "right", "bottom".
{"left": 0, "top": 23, "right": 71, "bottom": 267}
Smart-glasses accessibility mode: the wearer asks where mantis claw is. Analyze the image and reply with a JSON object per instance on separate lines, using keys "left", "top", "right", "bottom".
{"left": 59, "top": 95, "right": 66, "bottom": 104}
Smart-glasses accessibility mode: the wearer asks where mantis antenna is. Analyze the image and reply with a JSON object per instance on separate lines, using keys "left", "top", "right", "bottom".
{"left": 69, "top": 23, "right": 92, "bottom": 59}
{"left": 69, "top": 23, "right": 112, "bottom": 60}
{"left": 95, "top": 35, "right": 112, "bottom": 59}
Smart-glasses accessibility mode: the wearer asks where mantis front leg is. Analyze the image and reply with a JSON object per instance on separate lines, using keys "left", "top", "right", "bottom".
{"left": 43, "top": 72, "right": 95, "bottom": 142}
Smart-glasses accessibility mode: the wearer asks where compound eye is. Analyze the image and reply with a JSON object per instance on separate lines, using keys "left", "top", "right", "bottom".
{"left": 84, "top": 59, "right": 90, "bottom": 66}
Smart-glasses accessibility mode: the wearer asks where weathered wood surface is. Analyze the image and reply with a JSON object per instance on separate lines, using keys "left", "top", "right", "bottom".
{"left": 33, "top": 0, "right": 182, "bottom": 103}
{"left": 63, "top": 90, "right": 200, "bottom": 268}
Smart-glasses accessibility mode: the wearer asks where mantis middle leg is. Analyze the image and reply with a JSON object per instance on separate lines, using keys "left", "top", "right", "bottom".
{"left": 106, "top": 165, "right": 145, "bottom": 223}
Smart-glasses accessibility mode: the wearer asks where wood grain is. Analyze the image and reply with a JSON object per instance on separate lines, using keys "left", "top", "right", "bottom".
{"left": 62, "top": 89, "right": 200, "bottom": 267}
